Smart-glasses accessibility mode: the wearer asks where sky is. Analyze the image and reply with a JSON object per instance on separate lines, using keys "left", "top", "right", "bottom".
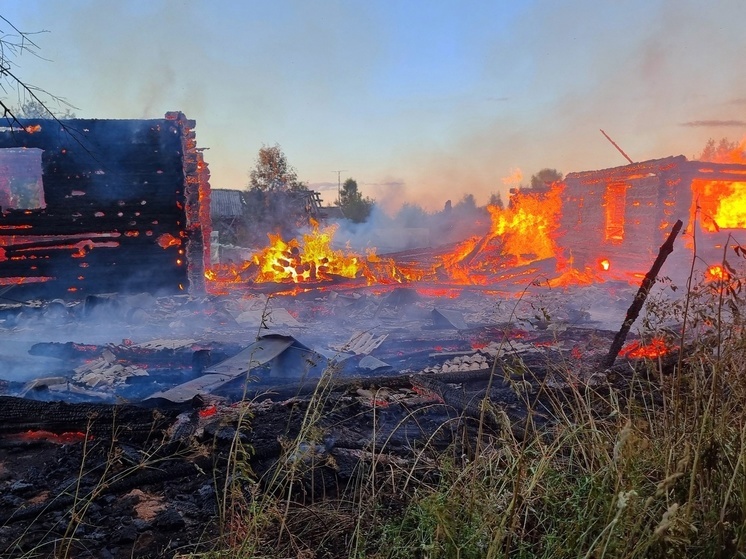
{"left": 2, "top": 0, "right": 746, "bottom": 212}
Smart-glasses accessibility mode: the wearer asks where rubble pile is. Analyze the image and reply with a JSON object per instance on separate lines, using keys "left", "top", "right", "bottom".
{"left": 0, "top": 280, "right": 679, "bottom": 557}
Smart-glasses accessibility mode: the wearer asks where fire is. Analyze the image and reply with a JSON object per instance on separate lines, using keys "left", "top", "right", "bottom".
{"left": 600, "top": 259, "right": 610, "bottom": 271}
{"left": 706, "top": 264, "right": 728, "bottom": 282}
{"left": 436, "top": 183, "right": 565, "bottom": 284}
{"left": 157, "top": 233, "right": 182, "bottom": 249}
{"left": 487, "top": 183, "right": 564, "bottom": 265}
{"left": 620, "top": 337, "right": 672, "bottom": 359}
{"left": 203, "top": 220, "right": 419, "bottom": 292}
{"left": 253, "top": 220, "right": 371, "bottom": 284}
{"left": 693, "top": 137, "right": 746, "bottom": 231}
{"left": 693, "top": 179, "right": 746, "bottom": 231}
{"left": 438, "top": 236, "right": 487, "bottom": 285}
{"left": 547, "top": 267, "right": 596, "bottom": 288}
{"left": 0, "top": 276, "right": 53, "bottom": 285}
{"left": 24, "top": 124, "right": 41, "bottom": 134}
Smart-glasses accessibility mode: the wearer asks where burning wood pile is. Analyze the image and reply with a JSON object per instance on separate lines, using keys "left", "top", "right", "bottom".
{"left": 206, "top": 152, "right": 746, "bottom": 297}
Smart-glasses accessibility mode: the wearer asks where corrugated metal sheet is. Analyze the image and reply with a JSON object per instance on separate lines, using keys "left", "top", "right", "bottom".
{"left": 144, "top": 334, "right": 328, "bottom": 403}
{"left": 210, "top": 189, "right": 245, "bottom": 218}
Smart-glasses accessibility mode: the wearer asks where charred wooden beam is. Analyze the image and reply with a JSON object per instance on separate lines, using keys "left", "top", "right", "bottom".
{"left": 0, "top": 395, "right": 179, "bottom": 440}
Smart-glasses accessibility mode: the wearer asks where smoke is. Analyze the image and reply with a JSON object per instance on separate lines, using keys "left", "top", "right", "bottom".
{"left": 328, "top": 197, "right": 490, "bottom": 255}
{"left": 389, "top": 0, "right": 746, "bottom": 209}
{"left": 8, "top": 0, "right": 746, "bottom": 212}
{"left": 681, "top": 120, "right": 746, "bottom": 128}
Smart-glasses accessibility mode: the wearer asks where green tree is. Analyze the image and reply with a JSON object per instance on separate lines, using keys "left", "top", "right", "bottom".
{"left": 529, "top": 168, "right": 563, "bottom": 190}
{"left": 248, "top": 144, "right": 305, "bottom": 192}
{"left": 338, "top": 177, "right": 373, "bottom": 223}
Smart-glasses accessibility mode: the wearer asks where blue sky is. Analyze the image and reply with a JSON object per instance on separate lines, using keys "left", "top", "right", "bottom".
{"left": 2, "top": 0, "right": 745, "bottom": 211}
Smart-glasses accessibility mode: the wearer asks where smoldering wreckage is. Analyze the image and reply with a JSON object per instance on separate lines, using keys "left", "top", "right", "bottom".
{"left": 0, "top": 113, "right": 743, "bottom": 557}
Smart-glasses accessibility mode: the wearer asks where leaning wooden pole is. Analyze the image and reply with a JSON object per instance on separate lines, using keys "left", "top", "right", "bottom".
{"left": 600, "top": 129, "right": 634, "bottom": 165}
{"left": 603, "top": 219, "right": 684, "bottom": 368}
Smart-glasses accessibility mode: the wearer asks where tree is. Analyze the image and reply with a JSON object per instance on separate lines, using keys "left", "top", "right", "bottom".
{"left": 0, "top": 17, "right": 75, "bottom": 124}
{"left": 454, "top": 193, "right": 477, "bottom": 212}
{"left": 15, "top": 98, "right": 75, "bottom": 119}
{"left": 339, "top": 178, "right": 359, "bottom": 206}
{"left": 698, "top": 138, "right": 743, "bottom": 162}
{"left": 338, "top": 177, "right": 373, "bottom": 223}
{"left": 394, "top": 203, "right": 429, "bottom": 227}
{"left": 247, "top": 144, "right": 305, "bottom": 192}
{"left": 529, "top": 168, "right": 563, "bottom": 190}
{"left": 488, "top": 192, "right": 505, "bottom": 209}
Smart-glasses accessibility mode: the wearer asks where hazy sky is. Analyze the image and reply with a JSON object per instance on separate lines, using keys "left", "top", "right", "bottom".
{"left": 2, "top": 0, "right": 746, "bottom": 211}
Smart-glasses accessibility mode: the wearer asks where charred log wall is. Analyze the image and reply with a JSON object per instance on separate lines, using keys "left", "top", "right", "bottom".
{"left": 558, "top": 156, "right": 692, "bottom": 275}
{"left": 557, "top": 155, "right": 746, "bottom": 279}
{"left": 0, "top": 112, "right": 209, "bottom": 299}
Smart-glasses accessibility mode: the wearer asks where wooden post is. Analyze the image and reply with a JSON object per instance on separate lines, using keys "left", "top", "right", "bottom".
{"left": 603, "top": 219, "right": 683, "bottom": 368}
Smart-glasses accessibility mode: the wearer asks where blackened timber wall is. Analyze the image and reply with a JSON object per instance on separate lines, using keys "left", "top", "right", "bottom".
{"left": 0, "top": 113, "right": 209, "bottom": 299}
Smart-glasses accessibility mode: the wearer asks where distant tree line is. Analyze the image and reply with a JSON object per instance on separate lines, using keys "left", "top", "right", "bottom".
{"left": 239, "top": 142, "right": 567, "bottom": 247}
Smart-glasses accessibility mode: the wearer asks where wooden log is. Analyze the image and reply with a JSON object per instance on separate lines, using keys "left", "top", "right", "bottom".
{"left": 0, "top": 395, "right": 179, "bottom": 440}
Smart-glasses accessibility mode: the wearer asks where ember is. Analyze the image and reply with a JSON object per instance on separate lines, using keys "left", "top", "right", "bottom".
{"left": 620, "top": 337, "right": 671, "bottom": 359}
{"left": 706, "top": 264, "right": 729, "bottom": 282}
{"left": 13, "top": 429, "right": 91, "bottom": 444}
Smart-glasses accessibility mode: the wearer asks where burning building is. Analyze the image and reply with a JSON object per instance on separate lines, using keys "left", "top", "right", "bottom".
{"left": 557, "top": 154, "right": 746, "bottom": 280}
{"left": 0, "top": 111, "right": 210, "bottom": 299}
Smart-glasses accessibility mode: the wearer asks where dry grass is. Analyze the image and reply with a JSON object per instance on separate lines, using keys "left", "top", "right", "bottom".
{"left": 189, "top": 249, "right": 746, "bottom": 558}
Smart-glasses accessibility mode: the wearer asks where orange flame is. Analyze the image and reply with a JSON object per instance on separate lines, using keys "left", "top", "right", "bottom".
{"left": 253, "top": 220, "right": 369, "bottom": 284}
{"left": 693, "top": 138, "right": 746, "bottom": 231}
{"left": 437, "top": 183, "right": 565, "bottom": 284}
{"left": 487, "top": 183, "right": 564, "bottom": 265}
{"left": 620, "top": 337, "right": 671, "bottom": 359}
{"left": 706, "top": 264, "right": 730, "bottom": 283}
{"left": 157, "top": 233, "right": 182, "bottom": 249}
{"left": 600, "top": 258, "right": 610, "bottom": 271}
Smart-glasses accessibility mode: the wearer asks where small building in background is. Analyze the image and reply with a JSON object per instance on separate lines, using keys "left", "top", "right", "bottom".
{"left": 210, "top": 189, "right": 246, "bottom": 246}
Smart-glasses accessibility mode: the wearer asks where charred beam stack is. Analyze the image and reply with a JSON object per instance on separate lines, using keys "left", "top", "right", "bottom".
{"left": 0, "top": 112, "right": 210, "bottom": 299}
